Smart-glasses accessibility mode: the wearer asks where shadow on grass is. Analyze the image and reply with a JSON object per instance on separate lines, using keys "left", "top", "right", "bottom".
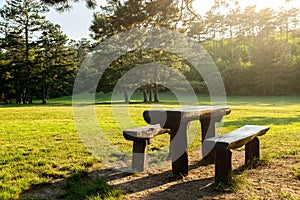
{"left": 20, "top": 168, "right": 130, "bottom": 200}
{"left": 20, "top": 157, "right": 258, "bottom": 200}
{"left": 20, "top": 170, "right": 214, "bottom": 200}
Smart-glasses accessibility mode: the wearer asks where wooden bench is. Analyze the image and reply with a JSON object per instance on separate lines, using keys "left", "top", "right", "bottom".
{"left": 204, "top": 125, "right": 270, "bottom": 183}
{"left": 123, "top": 124, "right": 170, "bottom": 172}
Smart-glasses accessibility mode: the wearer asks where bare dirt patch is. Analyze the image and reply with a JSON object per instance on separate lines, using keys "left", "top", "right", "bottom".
{"left": 22, "top": 150, "right": 300, "bottom": 199}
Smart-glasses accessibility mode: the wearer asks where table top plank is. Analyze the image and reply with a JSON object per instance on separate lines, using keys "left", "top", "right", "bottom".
{"left": 143, "top": 106, "right": 231, "bottom": 125}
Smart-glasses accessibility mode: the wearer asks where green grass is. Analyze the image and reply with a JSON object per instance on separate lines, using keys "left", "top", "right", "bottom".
{"left": 225, "top": 96, "right": 300, "bottom": 159}
{"left": 0, "top": 94, "right": 300, "bottom": 198}
{"left": 0, "top": 106, "right": 99, "bottom": 199}
{"left": 63, "top": 171, "right": 122, "bottom": 200}
{"left": 213, "top": 176, "right": 247, "bottom": 193}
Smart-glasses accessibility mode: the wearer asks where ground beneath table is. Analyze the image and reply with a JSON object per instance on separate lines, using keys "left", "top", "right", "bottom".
{"left": 22, "top": 150, "right": 300, "bottom": 199}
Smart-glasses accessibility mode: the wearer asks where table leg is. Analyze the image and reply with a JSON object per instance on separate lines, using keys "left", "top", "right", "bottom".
{"left": 200, "top": 117, "right": 222, "bottom": 163}
{"left": 169, "top": 122, "right": 189, "bottom": 176}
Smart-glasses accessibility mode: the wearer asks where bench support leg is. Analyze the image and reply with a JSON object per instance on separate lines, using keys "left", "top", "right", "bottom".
{"left": 132, "top": 140, "right": 148, "bottom": 172}
{"left": 245, "top": 137, "right": 260, "bottom": 164}
{"left": 215, "top": 149, "right": 232, "bottom": 183}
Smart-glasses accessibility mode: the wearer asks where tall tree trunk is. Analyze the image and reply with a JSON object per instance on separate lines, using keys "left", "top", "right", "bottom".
{"left": 154, "top": 83, "right": 159, "bottom": 102}
{"left": 124, "top": 87, "right": 129, "bottom": 103}
{"left": 2, "top": 93, "right": 8, "bottom": 104}
{"left": 154, "top": 68, "right": 159, "bottom": 102}
{"left": 22, "top": 94, "right": 26, "bottom": 104}
{"left": 143, "top": 89, "right": 148, "bottom": 102}
{"left": 26, "top": 60, "right": 32, "bottom": 104}
{"left": 16, "top": 82, "right": 22, "bottom": 104}
{"left": 42, "top": 87, "right": 47, "bottom": 104}
{"left": 230, "top": 27, "right": 234, "bottom": 64}
{"left": 25, "top": 8, "right": 32, "bottom": 104}
{"left": 149, "top": 88, "right": 152, "bottom": 102}
{"left": 42, "top": 71, "right": 47, "bottom": 104}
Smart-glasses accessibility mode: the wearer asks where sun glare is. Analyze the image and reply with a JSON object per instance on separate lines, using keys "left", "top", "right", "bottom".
{"left": 193, "top": 0, "right": 300, "bottom": 15}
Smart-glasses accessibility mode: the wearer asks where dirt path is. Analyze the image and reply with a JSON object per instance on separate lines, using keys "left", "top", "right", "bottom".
{"left": 109, "top": 150, "right": 299, "bottom": 199}
{"left": 22, "top": 150, "right": 300, "bottom": 199}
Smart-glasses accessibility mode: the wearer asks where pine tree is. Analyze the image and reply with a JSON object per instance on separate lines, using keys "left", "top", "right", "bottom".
{"left": 0, "top": 0, "right": 49, "bottom": 103}
{"left": 36, "top": 22, "right": 78, "bottom": 104}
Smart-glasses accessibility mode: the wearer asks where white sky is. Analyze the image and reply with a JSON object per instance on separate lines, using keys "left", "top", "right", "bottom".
{"left": 193, "top": 0, "right": 300, "bottom": 15}
{"left": 0, "top": 0, "right": 299, "bottom": 41}
{"left": 46, "top": 1, "right": 101, "bottom": 41}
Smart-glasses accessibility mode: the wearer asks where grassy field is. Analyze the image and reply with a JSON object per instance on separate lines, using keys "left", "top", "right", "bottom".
{"left": 0, "top": 94, "right": 299, "bottom": 199}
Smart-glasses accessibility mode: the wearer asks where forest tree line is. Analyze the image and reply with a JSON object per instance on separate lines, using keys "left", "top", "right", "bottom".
{"left": 1, "top": 0, "right": 300, "bottom": 104}
{"left": 191, "top": 6, "right": 300, "bottom": 95}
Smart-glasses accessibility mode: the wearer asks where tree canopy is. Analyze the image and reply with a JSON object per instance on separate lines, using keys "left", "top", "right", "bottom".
{"left": 1, "top": 0, "right": 300, "bottom": 104}
{"left": 0, "top": 0, "right": 79, "bottom": 104}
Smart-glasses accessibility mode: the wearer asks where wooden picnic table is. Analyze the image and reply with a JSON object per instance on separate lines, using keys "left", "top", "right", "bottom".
{"left": 143, "top": 106, "right": 231, "bottom": 176}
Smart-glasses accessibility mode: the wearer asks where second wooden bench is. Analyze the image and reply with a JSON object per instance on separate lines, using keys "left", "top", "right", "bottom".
{"left": 204, "top": 125, "right": 270, "bottom": 183}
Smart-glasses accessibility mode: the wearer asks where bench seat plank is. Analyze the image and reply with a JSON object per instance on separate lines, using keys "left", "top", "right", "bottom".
{"left": 123, "top": 124, "right": 170, "bottom": 141}
{"left": 205, "top": 125, "right": 270, "bottom": 150}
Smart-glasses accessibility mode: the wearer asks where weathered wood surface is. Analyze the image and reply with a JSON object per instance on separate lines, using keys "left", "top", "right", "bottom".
{"left": 215, "top": 149, "right": 232, "bottom": 182}
{"left": 142, "top": 106, "right": 231, "bottom": 176}
{"left": 200, "top": 118, "right": 219, "bottom": 163}
{"left": 123, "top": 124, "right": 170, "bottom": 172}
{"left": 206, "top": 125, "right": 270, "bottom": 183}
{"left": 245, "top": 137, "right": 260, "bottom": 164}
{"left": 123, "top": 124, "right": 170, "bottom": 141}
{"left": 205, "top": 125, "right": 270, "bottom": 150}
{"left": 168, "top": 122, "right": 189, "bottom": 176}
{"left": 132, "top": 140, "right": 148, "bottom": 172}
{"left": 143, "top": 106, "right": 231, "bottom": 127}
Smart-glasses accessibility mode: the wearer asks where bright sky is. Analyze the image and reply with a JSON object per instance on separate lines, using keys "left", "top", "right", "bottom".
{"left": 46, "top": 1, "right": 100, "bottom": 41}
{"left": 0, "top": 0, "right": 299, "bottom": 41}
{"left": 193, "top": 0, "right": 299, "bottom": 15}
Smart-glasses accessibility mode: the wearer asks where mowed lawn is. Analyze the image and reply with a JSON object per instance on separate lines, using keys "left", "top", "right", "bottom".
{"left": 0, "top": 95, "right": 300, "bottom": 199}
